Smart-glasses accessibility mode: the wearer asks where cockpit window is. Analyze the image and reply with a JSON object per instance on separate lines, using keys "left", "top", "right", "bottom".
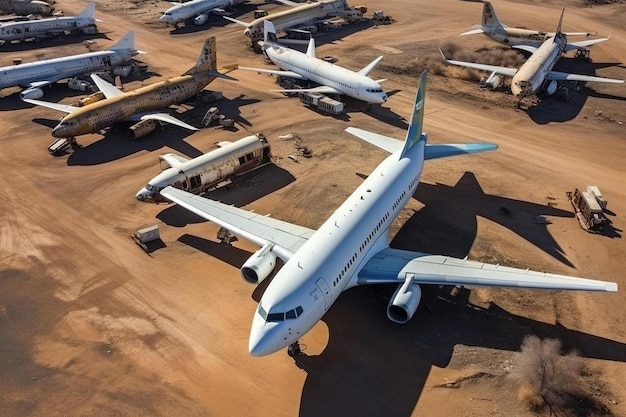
{"left": 286, "top": 310, "right": 296, "bottom": 319}
{"left": 258, "top": 304, "right": 303, "bottom": 322}
{"left": 267, "top": 312, "right": 284, "bottom": 322}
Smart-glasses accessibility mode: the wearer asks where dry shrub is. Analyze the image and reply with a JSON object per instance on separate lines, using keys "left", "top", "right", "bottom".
{"left": 514, "top": 335, "right": 585, "bottom": 413}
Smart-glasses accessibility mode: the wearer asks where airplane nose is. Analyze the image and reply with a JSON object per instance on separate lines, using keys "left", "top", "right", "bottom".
{"left": 248, "top": 318, "right": 279, "bottom": 357}
{"left": 135, "top": 187, "right": 153, "bottom": 202}
{"left": 51, "top": 125, "right": 63, "bottom": 138}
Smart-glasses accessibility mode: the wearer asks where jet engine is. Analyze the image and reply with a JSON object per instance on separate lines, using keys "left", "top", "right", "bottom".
{"left": 20, "top": 87, "right": 43, "bottom": 100}
{"left": 387, "top": 276, "right": 421, "bottom": 324}
{"left": 482, "top": 71, "right": 502, "bottom": 90}
{"left": 241, "top": 243, "right": 277, "bottom": 284}
{"left": 194, "top": 13, "right": 208, "bottom": 26}
{"left": 128, "top": 119, "right": 158, "bottom": 139}
{"left": 544, "top": 79, "right": 558, "bottom": 96}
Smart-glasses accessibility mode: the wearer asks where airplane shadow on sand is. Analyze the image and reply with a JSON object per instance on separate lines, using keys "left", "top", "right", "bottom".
{"left": 157, "top": 163, "right": 296, "bottom": 227}
{"left": 526, "top": 58, "right": 626, "bottom": 124}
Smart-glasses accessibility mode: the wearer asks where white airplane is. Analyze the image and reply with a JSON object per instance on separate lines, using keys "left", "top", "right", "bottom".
{"left": 239, "top": 21, "right": 387, "bottom": 105}
{"left": 136, "top": 134, "right": 272, "bottom": 203}
{"left": 224, "top": 0, "right": 350, "bottom": 43}
{"left": 1, "top": 31, "right": 142, "bottom": 99}
{"left": 443, "top": 8, "right": 623, "bottom": 99}
{"left": 159, "top": 0, "right": 242, "bottom": 28}
{"left": 160, "top": 70, "right": 617, "bottom": 357}
{"left": 0, "top": 1, "right": 99, "bottom": 43}
{"left": 461, "top": 2, "right": 602, "bottom": 50}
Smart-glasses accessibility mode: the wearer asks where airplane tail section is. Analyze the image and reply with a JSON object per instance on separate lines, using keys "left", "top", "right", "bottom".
{"left": 305, "top": 36, "right": 316, "bottom": 59}
{"left": 185, "top": 37, "right": 218, "bottom": 75}
{"left": 555, "top": 7, "right": 565, "bottom": 40}
{"left": 481, "top": 2, "right": 503, "bottom": 28}
{"left": 109, "top": 31, "right": 144, "bottom": 53}
{"left": 77, "top": 1, "right": 96, "bottom": 19}
{"left": 399, "top": 70, "right": 428, "bottom": 158}
{"left": 263, "top": 20, "right": 279, "bottom": 46}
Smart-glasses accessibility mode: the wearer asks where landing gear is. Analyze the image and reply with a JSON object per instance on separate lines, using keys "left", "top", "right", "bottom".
{"left": 217, "top": 227, "right": 238, "bottom": 245}
{"left": 575, "top": 48, "right": 591, "bottom": 61}
{"left": 287, "top": 341, "right": 301, "bottom": 357}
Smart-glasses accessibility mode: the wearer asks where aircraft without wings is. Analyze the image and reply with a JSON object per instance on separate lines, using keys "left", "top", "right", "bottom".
{"left": 239, "top": 20, "right": 387, "bottom": 105}
{"left": 159, "top": 0, "right": 243, "bottom": 28}
{"left": 161, "top": 70, "right": 617, "bottom": 357}
{"left": 0, "top": 1, "right": 100, "bottom": 43}
{"left": 0, "top": 0, "right": 53, "bottom": 16}
{"left": 23, "top": 37, "right": 237, "bottom": 141}
{"left": 443, "top": 8, "right": 623, "bottom": 100}
{"left": 462, "top": 2, "right": 602, "bottom": 51}
{"left": 1, "top": 31, "right": 140, "bottom": 99}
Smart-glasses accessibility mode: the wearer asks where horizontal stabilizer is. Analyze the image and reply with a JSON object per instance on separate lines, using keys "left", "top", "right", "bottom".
{"left": 460, "top": 28, "right": 485, "bottom": 36}
{"left": 566, "top": 37, "right": 609, "bottom": 51}
{"left": 21, "top": 98, "right": 78, "bottom": 113}
{"left": 424, "top": 143, "right": 498, "bottom": 160}
{"left": 345, "top": 127, "right": 402, "bottom": 154}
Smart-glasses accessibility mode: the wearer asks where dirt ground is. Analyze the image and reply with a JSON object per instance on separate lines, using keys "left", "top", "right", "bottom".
{"left": 1, "top": 0, "right": 625, "bottom": 416}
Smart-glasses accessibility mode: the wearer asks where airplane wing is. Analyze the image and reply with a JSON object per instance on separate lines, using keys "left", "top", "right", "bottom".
{"left": 159, "top": 186, "right": 315, "bottom": 261}
{"left": 546, "top": 70, "right": 624, "bottom": 84}
{"left": 238, "top": 66, "right": 306, "bottom": 80}
{"left": 160, "top": 153, "right": 190, "bottom": 168}
{"left": 271, "top": 85, "right": 341, "bottom": 95}
{"left": 90, "top": 74, "right": 123, "bottom": 99}
{"left": 136, "top": 112, "right": 199, "bottom": 131}
{"left": 565, "top": 37, "right": 609, "bottom": 51}
{"left": 357, "top": 247, "right": 617, "bottom": 292}
{"left": 223, "top": 15, "right": 249, "bottom": 27}
{"left": 441, "top": 52, "right": 519, "bottom": 77}
{"left": 345, "top": 127, "right": 499, "bottom": 158}
{"left": 21, "top": 98, "right": 79, "bottom": 113}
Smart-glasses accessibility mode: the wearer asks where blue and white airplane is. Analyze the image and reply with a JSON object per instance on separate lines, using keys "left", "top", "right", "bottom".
{"left": 161, "top": 71, "right": 617, "bottom": 357}
{"left": 239, "top": 20, "right": 387, "bottom": 105}
{"left": 1, "top": 31, "right": 142, "bottom": 99}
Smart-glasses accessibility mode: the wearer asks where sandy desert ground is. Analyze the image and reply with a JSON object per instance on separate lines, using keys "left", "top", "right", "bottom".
{"left": 0, "top": 0, "right": 625, "bottom": 416}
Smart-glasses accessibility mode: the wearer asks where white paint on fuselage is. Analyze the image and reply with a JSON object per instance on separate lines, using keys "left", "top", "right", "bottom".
{"left": 249, "top": 135, "right": 425, "bottom": 356}
{"left": 0, "top": 14, "right": 95, "bottom": 41}
{"left": 511, "top": 34, "right": 565, "bottom": 97}
{"left": 266, "top": 45, "right": 387, "bottom": 104}
{"left": 159, "top": 0, "right": 234, "bottom": 25}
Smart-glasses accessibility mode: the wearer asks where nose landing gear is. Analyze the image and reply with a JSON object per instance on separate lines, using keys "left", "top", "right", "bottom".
{"left": 287, "top": 341, "right": 301, "bottom": 357}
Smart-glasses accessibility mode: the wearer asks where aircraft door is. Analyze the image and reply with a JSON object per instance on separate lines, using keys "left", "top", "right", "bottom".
{"left": 315, "top": 277, "right": 332, "bottom": 311}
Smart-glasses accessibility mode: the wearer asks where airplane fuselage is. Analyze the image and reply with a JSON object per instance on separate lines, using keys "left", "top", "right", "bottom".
{"left": 249, "top": 134, "right": 425, "bottom": 356}
{"left": 482, "top": 26, "right": 549, "bottom": 47}
{"left": 160, "top": 0, "right": 235, "bottom": 25}
{"left": 52, "top": 73, "right": 215, "bottom": 137}
{"left": 511, "top": 34, "right": 566, "bottom": 97}
{"left": 1, "top": 49, "right": 134, "bottom": 91}
{"left": 244, "top": 0, "right": 347, "bottom": 41}
{"left": 0, "top": 0, "right": 53, "bottom": 16}
{"left": 266, "top": 44, "right": 387, "bottom": 104}
{"left": 0, "top": 15, "right": 96, "bottom": 41}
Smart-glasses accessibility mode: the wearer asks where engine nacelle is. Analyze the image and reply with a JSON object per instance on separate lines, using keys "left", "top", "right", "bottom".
{"left": 387, "top": 277, "right": 421, "bottom": 324}
{"left": 545, "top": 79, "right": 558, "bottom": 96}
{"left": 128, "top": 119, "right": 158, "bottom": 139}
{"left": 20, "top": 87, "right": 43, "bottom": 100}
{"left": 241, "top": 244, "right": 277, "bottom": 284}
{"left": 68, "top": 77, "right": 91, "bottom": 92}
{"left": 194, "top": 13, "right": 208, "bottom": 26}
{"left": 78, "top": 91, "right": 105, "bottom": 107}
{"left": 113, "top": 65, "right": 132, "bottom": 78}
{"left": 485, "top": 72, "right": 501, "bottom": 90}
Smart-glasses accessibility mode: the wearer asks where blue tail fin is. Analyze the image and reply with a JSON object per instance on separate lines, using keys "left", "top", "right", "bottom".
{"left": 400, "top": 70, "right": 427, "bottom": 158}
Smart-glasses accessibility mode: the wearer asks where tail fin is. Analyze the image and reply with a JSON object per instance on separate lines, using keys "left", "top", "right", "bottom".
{"left": 185, "top": 37, "right": 217, "bottom": 75}
{"left": 399, "top": 70, "right": 427, "bottom": 158}
{"left": 109, "top": 31, "right": 143, "bottom": 53}
{"left": 555, "top": 7, "right": 565, "bottom": 39}
{"left": 77, "top": 1, "right": 96, "bottom": 18}
{"left": 481, "top": 2, "right": 503, "bottom": 27}
{"left": 263, "top": 20, "right": 279, "bottom": 45}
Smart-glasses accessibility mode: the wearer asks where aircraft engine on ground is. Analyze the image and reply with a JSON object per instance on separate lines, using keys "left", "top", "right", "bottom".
{"left": 20, "top": 87, "right": 44, "bottom": 100}
{"left": 241, "top": 243, "right": 277, "bottom": 284}
{"left": 194, "top": 13, "right": 208, "bottom": 25}
{"left": 128, "top": 119, "right": 158, "bottom": 139}
{"left": 545, "top": 79, "right": 558, "bottom": 96}
{"left": 482, "top": 71, "right": 502, "bottom": 90}
{"left": 387, "top": 276, "right": 421, "bottom": 324}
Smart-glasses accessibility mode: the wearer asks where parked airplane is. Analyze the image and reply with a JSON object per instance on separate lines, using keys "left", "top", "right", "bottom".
{"left": 23, "top": 37, "right": 237, "bottom": 141}
{"left": 1, "top": 31, "right": 141, "bottom": 99}
{"left": 443, "top": 8, "right": 623, "bottom": 100}
{"left": 159, "top": 0, "right": 243, "bottom": 28}
{"left": 0, "top": 1, "right": 99, "bottom": 43}
{"left": 224, "top": 0, "right": 355, "bottom": 45}
{"left": 462, "top": 2, "right": 602, "bottom": 51}
{"left": 239, "top": 21, "right": 387, "bottom": 105}
{"left": 136, "top": 134, "right": 271, "bottom": 202}
{"left": 0, "top": 0, "right": 53, "bottom": 16}
{"left": 160, "top": 70, "right": 617, "bottom": 357}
